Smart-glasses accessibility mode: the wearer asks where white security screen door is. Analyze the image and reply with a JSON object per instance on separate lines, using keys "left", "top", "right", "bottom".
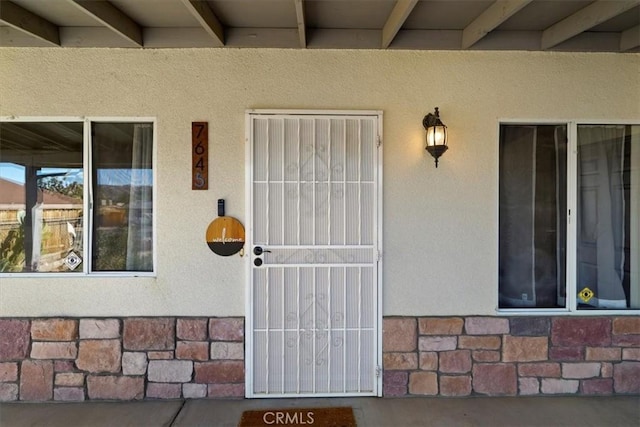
{"left": 246, "top": 110, "right": 382, "bottom": 397}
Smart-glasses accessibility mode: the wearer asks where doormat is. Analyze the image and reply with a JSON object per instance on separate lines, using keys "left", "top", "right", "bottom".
{"left": 238, "top": 406, "right": 356, "bottom": 427}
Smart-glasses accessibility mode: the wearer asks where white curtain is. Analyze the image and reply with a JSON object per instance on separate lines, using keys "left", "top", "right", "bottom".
{"left": 577, "top": 126, "right": 627, "bottom": 308}
{"left": 499, "top": 125, "right": 567, "bottom": 308}
{"left": 125, "top": 124, "right": 153, "bottom": 271}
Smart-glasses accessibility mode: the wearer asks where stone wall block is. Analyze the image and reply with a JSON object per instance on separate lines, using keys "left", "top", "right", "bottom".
{"left": 585, "top": 347, "right": 621, "bottom": 361}
{"left": 601, "top": 363, "right": 613, "bottom": 378}
{"left": 551, "top": 318, "right": 611, "bottom": 347}
{"left": 472, "top": 351, "right": 500, "bottom": 362}
{"left": 0, "top": 320, "right": 30, "bottom": 360}
{"left": 541, "top": 379, "right": 579, "bottom": 394}
{"left": 147, "top": 383, "right": 182, "bottom": 399}
{"left": 612, "top": 334, "right": 640, "bottom": 347}
{"left": 465, "top": 318, "right": 509, "bottom": 335}
{"left": 419, "top": 352, "right": 438, "bottom": 370}
{"left": 622, "top": 348, "right": 640, "bottom": 361}
{"left": 418, "top": 336, "right": 456, "bottom": 352}
{"left": 408, "top": 372, "right": 438, "bottom": 395}
{"left": 54, "top": 361, "right": 75, "bottom": 372}
{"left": 54, "top": 387, "right": 85, "bottom": 401}
{"left": 148, "top": 351, "right": 175, "bottom": 359}
{"left": 122, "top": 352, "right": 148, "bottom": 376}
{"left": 509, "top": 317, "right": 550, "bottom": 336}
{"left": 177, "top": 318, "right": 208, "bottom": 341}
{"left": 503, "top": 336, "right": 548, "bottom": 362}
{"left": 123, "top": 318, "right": 175, "bottom": 351}
{"left": 195, "top": 361, "right": 244, "bottom": 384}
{"left": 0, "top": 362, "right": 18, "bottom": 382}
{"left": 613, "top": 362, "right": 640, "bottom": 393}
{"left": 31, "top": 342, "right": 77, "bottom": 360}
{"left": 382, "top": 318, "right": 416, "bottom": 352}
{"left": 183, "top": 383, "right": 207, "bottom": 399}
{"left": 519, "top": 378, "right": 539, "bottom": 395}
{"left": 20, "top": 360, "right": 53, "bottom": 401}
{"left": 612, "top": 317, "right": 640, "bottom": 335}
{"left": 562, "top": 363, "right": 600, "bottom": 379}
{"left": 383, "top": 352, "right": 418, "bottom": 370}
{"left": 55, "top": 372, "right": 84, "bottom": 387}
{"left": 147, "top": 360, "right": 193, "bottom": 383}
{"left": 383, "top": 371, "right": 408, "bottom": 397}
{"left": 440, "top": 375, "right": 471, "bottom": 397}
{"left": 76, "top": 340, "right": 121, "bottom": 373}
{"left": 384, "top": 370, "right": 408, "bottom": 386}
{"left": 518, "top": 363, "right": 561, "bottom": 378}
{"left": 472, "top": 364, "right": 517, "bottom": 396}
{"left": 418, "top": 318, "right": 463, "bottom": 335}
{"left": 87, "top": 375, "right": 144, "bottom": 400}
{"left": 210, "top": 342, "right": 244, "bottom": 360}
{"left": 0, "top": 383, "right": 19, "bottom": 401}
{"left": 549, "top": 346, "right": 584, "bottom": 361}
{"left": 581, "top": 379, "right": 613, "bottom": 395}
{"left": 176, "top": 341, "right": 209, "bottom": 361}
{"left": 439, "top": 350, "right": 471, "bottom": 373}
{"left": 79, "top": 319, "right": 120, "bottom": 339}
{"left": 458, "top": 336, "right": 501, "bottom": 350}
{"left": 209, "top": 318, "right": 244, "bottom": 342}
{"left": 31, "top": 319, "right": 78, "bottom": 341}
{"left": 208, "top": 383, "right": 245, "bottom": 398}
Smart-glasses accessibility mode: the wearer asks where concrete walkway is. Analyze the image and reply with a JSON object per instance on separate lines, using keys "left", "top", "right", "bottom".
{"left": 1, "top": 396, "right": 639, "bottom": 427}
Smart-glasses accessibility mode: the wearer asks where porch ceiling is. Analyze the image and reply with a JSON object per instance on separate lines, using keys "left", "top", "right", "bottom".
{"left": 0, "top": 0, "right": 638, "bottom": 53}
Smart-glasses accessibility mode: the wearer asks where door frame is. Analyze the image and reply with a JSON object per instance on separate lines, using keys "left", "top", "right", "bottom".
{"left": 244, "top": 109, "right": 383, "bottom": 397}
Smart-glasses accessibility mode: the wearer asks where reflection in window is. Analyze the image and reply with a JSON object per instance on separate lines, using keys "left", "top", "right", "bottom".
{"left": 0, "top": 122, "right": 84, "bottom": 273}
{"left": 0, "top": 120, "right": 154, "bottom": 274}
{"left": 92, "top": 123, "right": 153, "bottom": 272}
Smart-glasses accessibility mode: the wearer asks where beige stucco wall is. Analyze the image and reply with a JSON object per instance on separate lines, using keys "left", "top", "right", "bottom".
{"left": 1, "top": 48, "right": 638, "bottom": 317}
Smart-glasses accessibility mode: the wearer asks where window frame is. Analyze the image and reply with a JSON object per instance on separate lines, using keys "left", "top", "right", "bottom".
{"left": 0, "top": 116, "right": 157, "bottom": 278}
{"left": 497, "top": 119, "right": 640, "bottom": 315}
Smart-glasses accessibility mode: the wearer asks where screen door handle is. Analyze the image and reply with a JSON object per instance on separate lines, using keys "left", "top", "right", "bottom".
{"left": 253, "top": 246, "right": 271, "bottom": 256}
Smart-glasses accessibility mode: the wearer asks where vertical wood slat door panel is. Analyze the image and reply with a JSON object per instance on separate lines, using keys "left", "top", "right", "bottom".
{"left": 248, "top": 112, "right": 381, "bottom": 397}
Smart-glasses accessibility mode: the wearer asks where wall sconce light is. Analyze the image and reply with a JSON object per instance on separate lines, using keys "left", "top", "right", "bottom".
{"left": 423, "top": 107, "right": 448, "bottom": 168}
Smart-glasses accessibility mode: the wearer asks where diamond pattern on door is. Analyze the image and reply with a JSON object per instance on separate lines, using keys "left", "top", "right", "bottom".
{"left": 248, "top": 112, "right": 381, "bottom": 397}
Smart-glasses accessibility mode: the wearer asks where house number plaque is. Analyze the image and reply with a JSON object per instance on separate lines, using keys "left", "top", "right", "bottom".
{"left": 192, "top": 122, "right": 208, "bottom": 190}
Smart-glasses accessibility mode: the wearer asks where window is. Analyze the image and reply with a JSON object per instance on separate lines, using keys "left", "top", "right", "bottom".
{"left": 499, "top": 123, "right": 639, "bottom": 311}
{"left": 0, "top": 119, "right": 154, "bottom": 275}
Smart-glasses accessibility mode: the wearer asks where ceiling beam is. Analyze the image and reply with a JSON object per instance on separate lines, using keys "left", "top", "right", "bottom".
{"left": 181, "top": 0, "right": 224, "bottom": 47}
{"left": 0, "top": 151, "right": 83, "bottom": 168}
{"left": 1, "top": 126, "right": 75, "bottom": 151}
{"left": 462, "top": 0, "right": 532, "bottom": 49}
{"left": 541, "top": 0, "right": 640, "bottom": 50}
{"left": 0, "top": 1, "right": 60, "bottom": 46}
{"left": 294, "top": 0, "right": 306, "bottom": 48}
{"left": 620, "top": 24, "right": 640, "bottom": 51}
{"left": 382, "top": 0, "right": 418, "bottom": 48}
{"left": 69, "top": 0, "right": 142, "bottom": 46}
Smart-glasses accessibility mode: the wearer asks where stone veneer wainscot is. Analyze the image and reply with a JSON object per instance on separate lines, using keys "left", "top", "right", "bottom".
{"left": 383, "top": 316, "right": 640, "bottom": 397}
{"left": 0, "top": 317, "right": 244, "bottom": 401}
{"left": 0, "top": 316, "right": 639, "bottom": 401}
